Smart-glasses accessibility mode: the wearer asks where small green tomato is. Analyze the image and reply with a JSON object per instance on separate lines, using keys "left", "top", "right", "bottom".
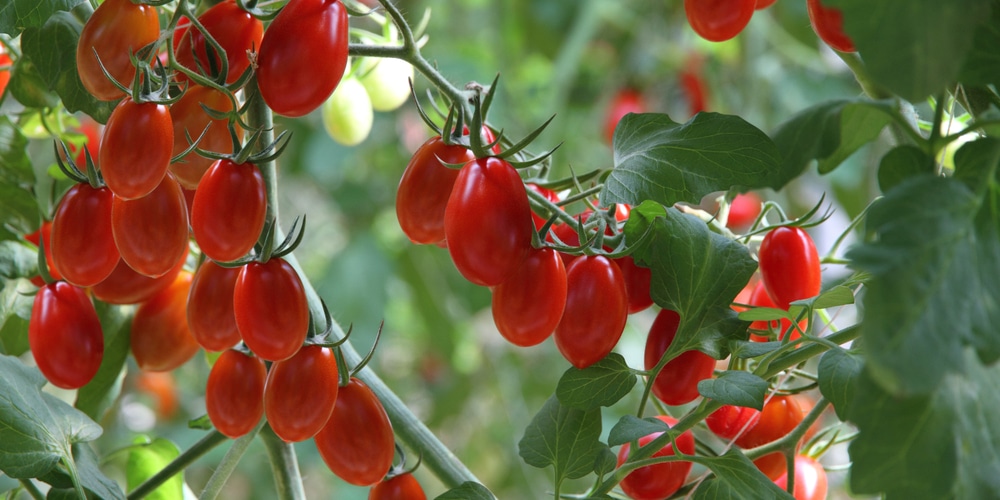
{"left": 358, "top": 56, "right": 413, "bottom": 112}
{"left": 321, "top": 77, "right": 373, "bottom": 147}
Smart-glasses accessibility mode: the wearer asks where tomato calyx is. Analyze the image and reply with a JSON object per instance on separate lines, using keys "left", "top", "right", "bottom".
{"left": 381, "top": 442, "right": 422, "bottom": 482}
{"left": 53, "top": 139, "right": 103, "bottom": 189}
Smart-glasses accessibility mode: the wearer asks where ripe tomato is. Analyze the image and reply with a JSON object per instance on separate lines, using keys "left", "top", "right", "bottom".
{"left": 131, "top": 271, "right": 201, "bottom": 372}
{"left": 644, "top": 309, "right": 716, "bottom": 406}
{"left": 191, "top": 159, "right": 266, "bottom": 262}
{"left": 187, "top": 261, "right": 241, "bottom": 351}
{"left": 0, "top": 52, "right": 10, "bottom": 97}
{"left": 726, "top": 192, "right": 762, "bottom": 230}
{"left": 101, "top": 98, "right": 174, "bottom": 200}
{"left": 91, "top": 247, "right": 187, "bottom": 305}
{"left": 678, "top": 68, "right": 707, "bottom": 117}
{"left": 491, "top": 247, "right": 567, "bottom": 347}
{"left": 604, "top": 88, "right": 645, "bottom": 144}
{"left": 369, "top": 473, "right": 426, "bottom": 500}
{"left": 24, "top": 222, "right": 63, "bottom": 286}
{"left": 747, "top": 281, "right": 804, "bottom": 342}
{"left": 774, "top": 456, "right": 828, "bottom": 500}
{"left": 169, "top": 86, "right": 239, "bottom": 189}
{"left": 264, "top": 345, "right": 339, "bottom": 442}
{"left": 206, "top": 349, "right": 266, "bottom": 438}
{"left": 111, "top": 173, "right": 189, "bottom": 278}
{"left": 51, "top": 183, "right": 120, "bottom": 287}
{"left": 173, "top": 0, "right": 263, "bottom": 84}
{"left": 233, "top": 258, "right": 309, "bottom": 361}
{"left": 76, "top": 0, "right": 159, "bottom": 101}
{"left": 554, "top": 256, "right": 628, "bottom": 368}
{"left": 758, "top": 226, "right": 822, "bottom": 310}
{"left": 444, "top": 157, "right": 533, "bottom": 286}
{"left": 29, "top": 282, "right": 103, "bottom": 389}
{"left": 396, "top": 137, "right": 475, "bottom": 245}
{"left": 706, "top": 404, "right": 761, "bottom": 441}
{"left": 807, "top": 0, "right": 855, "bottom": 53}
{"left": 616, "top": 256, "right": 653, "bottom": 314}
{"left": 322, "top": 76, "right": 374, "bottom": 146}
{"left": 315, "top": 378, "right": 395, "bottom": 486}
{"left": 69, "top": 117, "right": 102, "bottom": 168}
{"left": 257, "top": 0, "right": 348, "bottom": 117}
{"left": 617, "top": 415, "right": 695, "bottom": 500}
{"left": 736, "top": 395, "right": 805, "bottom": 479}
{"left": 135, "top": 371, "right": 180, "bottom": 419}
{"left": 684, "top": 0, "right": 756, "bottom": 42}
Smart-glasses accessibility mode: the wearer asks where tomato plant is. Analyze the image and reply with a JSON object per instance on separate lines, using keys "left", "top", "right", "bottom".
{"left": 684, "top": 0, "right": 756, "bottom": 42}
{"left": 747, "top": 280, "right": 804, "bottom": 342}
{"left": 190, "top": 159, "right": 266, "bottom": 262}
{"left": 736, "top": 395, "right": 807, "bottom": 479}
{"left": 726, "top": 192, "right": 762, "bottom": 230}
{"left": 51, "top": 182, "right": 119, "bottom": 287}
{"left": 173, "top": 0, "right": 263, "bottom": 84}
{"left": 264, "top": 345, "right": 340, "bottom": 442}
{"left": 100, "top": 98, "right": 174, "bottom": 200}
{"left": 233, "top": 258, "right": 309, "bottom": 361}
{"left": 706, "top": 404, "right": 761, "bottom": 441}
{"left": 807, "top": 0, "right": 855, "bottom": 53}
{"left": 758, "top": 226, "right": 822, "bottom": 310}
{"left": 554, "top": 255, "right": 628, "bottom": 368}
{"left": 616, "top": 415, "right": 695, "bottom": 500}
{"left": 24, "top": 221, "right": 62, "bottom": 286}
{"left": 76, "top": 0, "right": 159, "bottom": 100}
{"left": 315, "top": 378, "right": 395, "bottom": 486}
{"left": 491, "top": 246, "right": 567, "bottom": 347}
{"left": 169, "top": 85, "right": 238, "bottom": 189}
{"left": 775, "top": 456, "right": 829, "bottom": 500}
{"left": 396, "top": 136, "right": 476, "bottom": 245}
{"left": 644, "top": 309, "right": 716, "bottom": 406}
{"left": 369, "top": 473, "right": 426, "bottom": 500}
{"left": 29, "top": 281, "right": 103, "bottom": 389}
{"left": 206, "top": 349, "right": 267, "bottom": 438}
{"left": 131, "top": 271, "right": 201, "bottom": 372}
{"left": 187, "top": 260, "right": 242, "bottom": 351}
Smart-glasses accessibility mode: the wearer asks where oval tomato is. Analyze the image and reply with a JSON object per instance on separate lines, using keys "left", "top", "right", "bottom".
{"left": 617, "top": 415, "right": 695, "bottom": 500}
{"left": 758, "top": 226, "right": 822, "bottom": 310}
{"left": 191, "top": 159, "right": 266, "bottom": 262}
{"left": 111, "top": 173, "right": 189, "bottom": 278}
{"left": 264, "top": 345, "right": 339, "bottom": 442}
{"left": 747, "top": 281, "right": 804, "bottom": 342}
{"left": 358, "top": 56, "right": 414, "bottom": 112}
{"left": 51, "top": 183, "right": 120, "bottom": 287}
{"left": 736, "top": 394, "right": 806, "bottom": 479}
{"left": 135, "top": 371, "right": 180, "bottom": 419}
{"left": 491, "top": 247, "right": 567, "bottom": 347}
{"left": 369, "top": 473, "right": 426, "bottom": 500}
{"left": 76, "top": 0, "right": 159, "bottom": 100}
{"left": 684, "top": 0, "right": 755, "bottom": 42}
{"left": 173, "top": 0, "right": 263, "bottom": 84}
{"left": 187, "top": 261, "right": 241, "bottom": 351}
{"left": 807, "top": 0, "right": 855, "bottom": 53}
{"left": 91, "top": 247, "right": 187, "bottom": 305}
{"left": 131, "top": 271, "right": 201, "bottom": 372}
{"left": 24, "top": 222, "right": 63, "bottom": 286}
{"left": 644, "top": 309, "right": 716, "bottom": 406}
{"left": 257, "top": 0, "right": 348, "bottom": 117}
{"left": 322, "top": 76, "right": 374, "bottom": 146}
{"left": 0, "top": 52, "right": 10, "bottom": 97}
{"left": 726, "top": 192, "right": 762, "bottom": 230}
{"left": 315, "top": 378, "right": 395, "bottom": 486}
{"left": 29, "top": 282, "right": 103, "bottom": 389}
{"left": 206, "top": 349, "right": 266, "bottom": 438}
{"left": 774, "top": 455, "right": 829, "bottom": 500}
{"left": 706, "top": 404, "right": 761, "bottom": 441}
{"left": 444, "top": 157, "right": 533, "bottom": 286}
{"left": 604, "top": 88, "right": 644, "bottom": 144}
{"left": 396, "top": 137, "right": 475, "bottom": 245}
{"left": 233, "top": 258, "right": 309, "bottom": 361}
{"left": 169, "top": 86, "right": 239, "bottom": 189}
{"left": 101, "top": 98, "right": 174, "bottom": 200}
{"left": 616, "top": 256, "right": 653, "bottom": 314}
{"left": 554, "top": 256, "right": 628, "bottom": 368}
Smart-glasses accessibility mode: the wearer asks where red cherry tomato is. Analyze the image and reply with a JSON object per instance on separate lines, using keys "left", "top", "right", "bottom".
{"left": 24, "top": 222, "right": 63, "bottom": 286}
{"left": 76, "top": 0, "right": 159, "bottom": 100}
{"left": 131, "top": 271, "right": 201, "bottom": 372}
{"left": 758, "top": 226, "right": 822, "bottom": 310}
{"left": 191, "top": 159, "right": 266, "bottom": 262}
{"left": 617, "top": 415, "right": 695, "bottom": 500}
{"left": 173, "top": 0, "right": 263, "bottom": 84}
{"left": 684, "top": 0, "right": 756, "bottom": 42}
{"left": 726, "top": 192, "right": 762, "bottom": 230}
{"left": 604, "top": 89, "right": 645, "bottom": 144}
{"left": 444, "top": 157, "right": 533, "bottom": 287}
{"left": 526, "top": 183, "right": 560, "bottom": 232}
{"left": 264, "top": 345, "right": 339, "bottom": 442}
{"left": 491, "top": 247, "right": 567, "bottom": 347}
{"left": 111, "top": 173, "right": 189, "bottom": 278}
{"left": 756, "top": 0, "right": 778, "bottom": 9}
{"left": 747, "top": 281, "right": 804, "bottom": 342}
{"left": 0, "top": 52, "right": 11, "bottom": 97}
{"left": 91, "top": 247, "right": 187, "bottom": 305}
{"left": 206, "top": 349, "right": 266, "bottom": 438}
{"left": 101, "top": 98, "right": 174, "bottom": 200}
{"left": 29, "top": 282, "right": 103, "bottom": 389}
{"left": 616, "top": 256, "right": 653, "bottom": 314}
{"left": 736, "top": 395, "right": 805, "bottom": 479}
{"left": 169, "top": 86, "right": 239, "bottom": 189}
{"left": 644, "top": 309, "right": 716, "bottom": 405}
{"left": 51, "top": 183, "right": 120, "bottom": 287}
{"left": 69, "top": 117, "right": 102, "bottom": 168}
{"left": 369, "top": 473, "right": 426, "bottom": 500}
{"left": 554, "top": 256, "right": 628, "bottom": 368}
{"left": 135, "top": 371, "right": 180, "bottom": 419}
{"left": 315, "top": 378, "right": 395, "bottom": 486}
{"left": 807, "top": 0, "right": 855, "bottom": 52}
{"left": 678, "top": 67, "right": 708, "bottom": 117}
{"left": 775, "top": 455, "right": 829, "bottom": 500}
{"left": 233, "top": 258, "right": 309, "bottom": 361}
{"left": 187, "top": 261, "right": 241, "bottom": 351}
{"left": 257, "top": 0, "right": 348, "bottom": 116}
{"left": 706, "top": 404, "right": 761, "bottom": 441}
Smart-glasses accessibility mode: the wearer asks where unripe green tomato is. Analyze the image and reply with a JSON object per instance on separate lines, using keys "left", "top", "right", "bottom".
{"left": 321, "top": 77, "right": 373, "bottom": 146}
{"left": 358, "top": 56, "right": 413, "bottom": 112}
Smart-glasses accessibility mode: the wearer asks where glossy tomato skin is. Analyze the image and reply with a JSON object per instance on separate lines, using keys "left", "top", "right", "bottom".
{"left": 491, "top": 247, "right": 567, "bottom": 347}
{"left": 264, "top": 345, "right": 339, "bottom": 442}
{"left": 173, "top": 0, "right": 263, "bottom": 84}
{"left": 191, "top": 159, "right": 266, "bottom": 262}
{"left": 758, "top": 226, "right": 822, "bottom": 310}
{"left": 91, "top": 247, "right": 187, "bottom": 305}
{"left": 444, "top": 157, "right": 533, "bottom": 286}
{"left": 206, "top": 349, "right": 266, "bottom": 438}
{"left": 187, "top": 261, "right": 241, "bottom": 351}
{"left": 747, "top": 281, "right": 804, "bottom": 342}
{"left": 369, "top": 473, "right": 426, "bottom": 500}
{"left": 51, "top": 183, "right": 120, "bottom": 287}
{"left": 169, "top": 86, "right": 239, "bottom": 189}
{"left": 30, "top": 282, "right": 104, "bottom": 389}
{"left": 396, "top": 137, "right": 476, "bottom": 245}
{"left": 25, "top": 222, "right": 63, "bottom": 286}
{"left": 131, "top": 271, "right": 201, "bottom": 372}
{"left": 554, "top": 256, "right": 628, "bottom": 368}
{"left": 0, "top": 52, "right": 10, "bottom": 97}
{"left": 111, "top": 173, "right": 189, "bottom": 278}
{"left": 76, "top": 0, "right": 159, "bottom": 100}
{"left": 257, "top": 0, "right": 348, "bottom": 117}
{"left": 727, "top": 192, "right": 762, "bottom": 230}
{"left": 315, "top": 378, "right": 395, "bottom": 486}
{"left": 617, "top": 415, "right": 695, "bottom": 500}
{"left": 233, "top": 258, "right": 309, "bottom": 361}
{"left": 736, "top": 395, "right": 806, "bottom": 479}
{"left": 807, "top": 0, "right": 855, "bottom": 52}
{"left": 616, "top": 256, "right": 653, "bottom": 314}
{"left": 101, "top": 98, "right": 174, "bottom": 200}
{"left": 604, "top": 89, "right": 645, "bottom": 143}
{"left": 684, "top": 0, "right": 755, "bottom": 42}
{"left": 644, "top": 309, "right": 717, "bottom": 406}
{"left": 706, "top": 404, "right": 761, "bottom": 441}
{"left": 775, "top": 456, "right": 829, "bottom": 500}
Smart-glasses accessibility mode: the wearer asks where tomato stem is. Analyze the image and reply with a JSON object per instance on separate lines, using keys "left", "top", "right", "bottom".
{"left": 260, "top": 424, "right": 306, "bottom": 500}
{"left": 126, "top": 431, "right": 229, "bottom": 500}
{"left": 199, "top": 420, "right": 264, "bottom": 500}
{"left": 18, "top": 479, "right": 44, "bottom": 500}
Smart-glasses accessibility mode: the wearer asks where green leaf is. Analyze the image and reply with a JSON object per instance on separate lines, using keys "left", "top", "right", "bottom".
{"left": 877, "top": 145, "right": 934, "bottom": 194}
{"left": 826, "top": 0, "right": 992, "bottom": 102}
{"left": 592, "top": 444, "right": 617, "bottom": 478}
{"left": 434, "top": 481, "right": 496, "bottom": 500}
{"left": 556, "top": 353, "right": 637, "bottom": 411}
{"left": 0, "top": 280, "right": 31, "bottom": 357}
{"left": 127, "top": 437, "right": 182, "bottom": 500}
{"left": 810, "top": 285, "right": 856, "bottom": 310}
{"left": 0, "top": 241, "right": 37, "bottom": 279}
{"left": 0, "top": 182, "right": 40, "bottom": 235}
{"left": 0, "top": 0, "right": 85, "bottom": 37}
{"left": 43, "top": 443, "right": 125, "bottom": 500}
{"left": 697, "top": 371, "right": 769, "bottom": 410}
{"left": 601, "top": 112, "right": 780, "bottom": 207}
{"left": 8, "top": 57, "right": 60, "bottom": 108}
{"left": 624, "top": 203, "right": 756, "bottom": 359}
{"left": 817, "top": 348, "right": 863, "bottom": 421}
{"left": 0, "top": 116, "right": 34, "bottom": 185}
{"left": 958, "top": 8, "right": 1000, "bottom": 88}
{"left": 737, "top": 307, "right": 789, "bottom": 322}
{"left": 816, "top": 102, "right": 895, "bottom": 174}
{"left": 518, "top": 395, "right": 603, "bottom": 482}
{"left": 728, "top": 340, "right": 780, "bottom": 359}
{"left": 691, "top": 448, "right": 793, "bottom": 500}
{"left": 75, "top": 302, "right": 131, "bottom": 421}
{"left": 607, "top": 415, "right": 669, "bottom": 447}
{"left": 950, "top": 354, "right": 1000, "bottom": 498}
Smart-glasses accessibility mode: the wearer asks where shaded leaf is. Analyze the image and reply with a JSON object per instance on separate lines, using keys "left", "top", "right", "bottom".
{"left": 817, "top": 348, "right": 863, "bottom": 421}
{"left": 43, "top": 443, "right": 125, "bottom": 500}
{"left": 691, "top": 448, "right": 793, "bottom": 500}
{"left": 434, "top": 481, "right": 496, "bottom": 500}
{"left": 697, "top": 371, "right": 769, "bottom": 410}
{"left": 75, "top": 303, "right": 130, "bottom": 421}
{"left": 556, "top": 353, "right": 636, "bottom": 411}
{"left": 607, "top": 415, "right": 669, "bottom": 448}
{"left": 958, "top": 7, "right": 1000, "bottom": 88}
{"left": 0, "top": 0, "right": 85, "bottom": 37}
{"left": 728, "top": 340, "right": 781, "bottom": 359}
{"left": 877, "top": 145, "right": 934, "bottom": 194}
{"left": 518, "top": 396, "right": 602, "bottom": 482}
{"left": 0, "top": 116, "right": 33, "bottom": 185}
{"left": 592, "top": 445, "right": 617, "bottom": 478}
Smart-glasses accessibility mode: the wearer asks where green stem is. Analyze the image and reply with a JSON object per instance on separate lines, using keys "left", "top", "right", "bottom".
{"left": 260, "top": 425, "right": 306, "bottom": 500}
{"left": 743, "top": 397, "right": 830, "bottom": 461}
{"left": 127, "top": 431, "right": 229, "bottom": 500}
{"left": 62, "top": 455, "right": 86, "bottom": 500}
{"left": 18, "top": 479, "right": 44, "bottom": 500}
{"left": 834, "top": 51, "right": 888, "bottom": 100}
{"left": 198, "top": 422, "right": 264, "bottom": 500}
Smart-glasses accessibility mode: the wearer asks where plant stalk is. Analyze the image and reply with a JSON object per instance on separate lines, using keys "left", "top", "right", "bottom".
{"left": 260, "top": 425, "right": 306, "bottom": 500}
{"left": 127, "top": 431, "right": 229, "bottom": 500}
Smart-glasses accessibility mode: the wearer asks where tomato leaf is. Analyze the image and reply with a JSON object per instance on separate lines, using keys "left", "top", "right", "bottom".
{"left": 817, "top": 348, "right": 863, "bottom": 421}
{"left": 8, "top": 58, "right": 61, "bottom": 109}
{"left": 0, "top": 116, "right": 34, "bottom": 186}
{"left": 518, "top": 395, "right": 603, "bottom": 482}
{"left": 877, "top": 145, "right": 934, "bottom": 193}
{"left": 0, "top": 241, "right": 36, "bottom": 280}
{"left": 728, "top": 340, "right": 781, "bottom": 359}
{"left": 555, "top": 353, "right": 636, "bottom": 411}
{"left": 736, "top": 307, "right": 790, "bottom": 322}
{"left": 809, "top": 285, "right": 855, "bottom": 310}
{"left": 76, "top": 302, "right": 131, "bottom": 421}
{"left": 0, "top": 0, "right": 85, "bottom": 37}
{"left": 958, "top": 7, "right": 1000, "bottom": 88}
{"left": 40, "top": 443, "right": 124, "bottom": 500}
{"left": 601, "top": 112, "right": 780, "bottom": 207}
{"left": 607, "top": 415, "right": 669, "bottom": 447}
{"left": 126, "top": 437, "right": 182, "bottom": 500}
{"left": 697, "top": 371, "right": 769, "bottom": 410}
{"left": 434, "top": 481, "right": 496, "bottom": 500}
{"left": 690, "top": 448, "right": 793, "bottom": 499}
{"left": 592, "top": 444, "right": 617, "bottom": 478}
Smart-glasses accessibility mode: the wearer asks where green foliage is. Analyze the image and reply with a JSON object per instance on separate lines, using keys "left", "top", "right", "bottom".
{"left": 0, "top": 0, "right": 85, "bottom": 37}
{"left": 42, "top": 443, "right": 125, "bottom": 500}
{"left": 127, "top": 438, "right": 182, "bottom": 500}
{"left": 877, "top": 145, "right": 934, "bottom": 193}
{"left": 691, "top": 449, "right": 793, "bottom": 500}
{"left": 518, "top": 396, "right": 603, "bottom": 483}
{"left": 697, "top": 371, "right": 769, "bottom": 410}
{"left": 555, "top": 353, "right": 636, "bottom": 411}
{"left": 75, "top": 302, "right": 131, "bottom": 422}
{"left": 434, "top": 481, "right": 496, "bottom": 500}
{"left": 607, "top": 416, "right": 668, "bottom": 448}
{"left": 817, "top": 348, "right": 863, "bottom": 421}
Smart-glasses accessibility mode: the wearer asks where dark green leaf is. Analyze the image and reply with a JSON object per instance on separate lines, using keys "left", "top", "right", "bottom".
{"left": 691, "top": 448, "right": 793, "bottom": 500}
{"left": 816, "top": 102, "right": 895, "bottom": 174}
{"left": 518, "top": 396, "right": 602, "bottom": 482}
{"left": 8, "top": 57, "right": 60, "bottom": 108}
{"left": 75, "top": 303, "right": 130, "bottom": 421}
{"left": 0, "top": 116, "right": 34, "bottom": 185}
{"left": 877, "top": 145, "right": 934, "bottom": 193}
{"left": 602, "top": 112, "right": 780, "bottom": 207}
{"left": 607, "top": 415, "right": 669, "bottom": 447}
{"left": 0, "top": 0, "right": 85, "bottom": 37}
{"left": 817, "top": 348, "right": 863, "bottom": 420}
{"left": 697, "top": 371, "right": 769, "bottom": 410}
{"left": 810, "top": 285, "right": 856, "bottom": 310}
{"left": 958, "top": 8, "right": 1000, "bottom": 88}
{"left": 592, "top": 444, "right": 617, "bottom": 478}
{"left": 126, "top": 437, "right": 181, "bottom": 500}
{"left": 556, "top": 353, "right": 636, "bottom": 411}
{"left": 951, "top": 354, "right": 1000, "bottom": 498}
{"left": 43, "top": 443, "right": 125, "bottom": 500}
{"left": 434, "top": 481, "right": 496, "bottom": 500}
{"left": 728, "top": 340, "right": 781, "bottom": 359}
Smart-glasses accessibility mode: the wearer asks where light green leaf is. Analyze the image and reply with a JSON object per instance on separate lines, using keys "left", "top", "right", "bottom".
{"left": 76, "top": 302, "right": 131, "bottom": 421}
{"left": 518, "top": 395, "right": 603, "bottom": 482}
{"left": 728, "top": 340, "right": 781, "bottom": 359}
{"left": 697, "top": 371, "right": 769, "bottom": 410}
{"left": 811, "top": 285, "right": 856, "bottom": 310}
{"left": 556, "top": 353, "right": 636, "bottom": 411}
{"left": 42, "top": 443, "right": 125, "bottom": 500}
{"left": 0, "top": 116, "right": 33, "bottom": 186}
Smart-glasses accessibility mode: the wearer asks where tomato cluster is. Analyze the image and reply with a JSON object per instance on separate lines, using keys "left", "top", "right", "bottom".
{"left": 682, "top": 0, "right": 855, "bottom": 52}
